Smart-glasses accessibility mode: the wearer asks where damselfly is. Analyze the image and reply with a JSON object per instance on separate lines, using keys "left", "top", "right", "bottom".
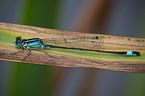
{"left": 13, "top": 36, "right": 51, "bottom": 60}
{"left": 13, "top": 36, "right": 140, "bottom": 60}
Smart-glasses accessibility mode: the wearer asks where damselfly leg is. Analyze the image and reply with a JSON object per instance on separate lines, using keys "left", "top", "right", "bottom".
{"left": 23, "top": 47, "right": 31, "bottom": 61}
{"left": 11, "top": 46, "right": 31, "bottom": 61}
{"left": 28, "top": 47, "right": 54, "bottom": 58}
{"left": 11, "top": 49, "right": 24, "bottom": 55}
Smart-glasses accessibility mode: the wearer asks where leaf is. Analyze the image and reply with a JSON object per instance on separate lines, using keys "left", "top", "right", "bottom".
{"left": 0, "top": 22, "right": 145, "bottom": 73}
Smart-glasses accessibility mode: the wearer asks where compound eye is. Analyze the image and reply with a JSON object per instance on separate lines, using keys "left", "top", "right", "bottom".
{"left": 16, "top": 36, "right": 22, "bottom": 40}
{"left": 16, "top": 40, "right": 21, "bottom": 44}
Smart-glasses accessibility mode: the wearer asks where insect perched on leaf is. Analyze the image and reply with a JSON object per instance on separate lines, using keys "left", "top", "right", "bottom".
{"left": 13, "top": 36, "right": 51, "bottom": 60}
{"left": 13, "top": 36, "right": 141, "bottom": 61}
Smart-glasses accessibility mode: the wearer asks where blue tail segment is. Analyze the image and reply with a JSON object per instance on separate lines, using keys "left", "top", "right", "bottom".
{"left": 123, "top": 51, "right": 140, "bottom": 56}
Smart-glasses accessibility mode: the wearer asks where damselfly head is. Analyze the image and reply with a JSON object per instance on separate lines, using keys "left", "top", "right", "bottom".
{"left": 15, "top": 36, "right": 22, "bottom": 47}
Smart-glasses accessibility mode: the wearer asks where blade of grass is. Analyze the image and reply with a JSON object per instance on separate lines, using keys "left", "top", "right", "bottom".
{"left": 0, "top": 22, "right": 145, "bottom": 73}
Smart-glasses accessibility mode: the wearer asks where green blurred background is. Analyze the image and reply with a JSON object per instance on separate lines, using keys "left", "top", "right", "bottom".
{"left": 0, "top": 0, "right": 145, "bottom": 96}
